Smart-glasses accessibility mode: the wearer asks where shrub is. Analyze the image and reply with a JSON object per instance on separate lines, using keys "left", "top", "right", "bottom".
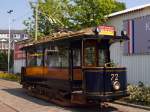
{"left": 0, "top": 73, "right": 20, "bottom": 82}
{"left": 126, "top": 82, "right": 150, "bottom": 106}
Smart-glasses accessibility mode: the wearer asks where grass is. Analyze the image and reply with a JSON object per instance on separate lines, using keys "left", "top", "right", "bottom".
{"left": 0, "top": 72, "right": 20, "bottom": 82}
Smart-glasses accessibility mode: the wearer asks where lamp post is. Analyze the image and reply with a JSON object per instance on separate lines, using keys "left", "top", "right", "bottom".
{"left": 7, "top": 10, "right": 13, "bottom": 73}
{"left": 35, "top": 3, "right": 38, "bottom": 41}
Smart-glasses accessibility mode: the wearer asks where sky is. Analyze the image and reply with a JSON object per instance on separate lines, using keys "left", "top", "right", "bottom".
{"left": 0, "top": 0, "right": 150, "bottom": 30}
{"left": 0, "top": 0, "right": 32, "bottom": 30}
{"left": 118, "top": 0, "right": 150, "bottom": 8}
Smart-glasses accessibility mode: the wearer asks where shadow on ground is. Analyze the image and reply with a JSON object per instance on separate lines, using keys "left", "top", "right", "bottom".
{"left": 2, "top": 88, "right": 119, "bottom": 112}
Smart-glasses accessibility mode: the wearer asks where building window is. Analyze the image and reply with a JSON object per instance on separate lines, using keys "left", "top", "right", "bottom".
{"left": 13, "top": 34, "right": 20, "bottom": 39}
{"left": 0, "top": 34, "right": 8, "bottom": 38}
{"left": 23, "top": 34, "right": 28, "bottom": 39}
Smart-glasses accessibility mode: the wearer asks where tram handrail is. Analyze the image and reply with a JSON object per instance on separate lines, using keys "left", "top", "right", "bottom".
{"left": 104, "top": 62, "right": 125, "bottom": 68}
{"left": 104, "top": 62, "right": 112, "bottom": 67}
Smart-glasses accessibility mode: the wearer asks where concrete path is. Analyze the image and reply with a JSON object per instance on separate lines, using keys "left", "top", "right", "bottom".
{"left": 0, "top": 79, "right": 149, "bottom": 112}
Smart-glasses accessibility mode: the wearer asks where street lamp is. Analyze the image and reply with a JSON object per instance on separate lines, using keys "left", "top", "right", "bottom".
{"left": 7, "top": 10, "right": 13, "bottom": 73}
{"left": 35, "top": 2, "right": 38, "bottom": 41}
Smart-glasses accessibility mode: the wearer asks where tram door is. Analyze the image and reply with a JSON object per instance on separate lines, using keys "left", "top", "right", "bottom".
{"left": 83, "top": 40, "right": 109, "bottom": 93}
{"left": 71, "top": 48, "right": 82, "bottom": 91}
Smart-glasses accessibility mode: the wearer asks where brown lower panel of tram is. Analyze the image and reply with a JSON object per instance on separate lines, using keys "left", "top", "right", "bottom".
{"left": 25, "top": 67, "right": 82, "bottom": 80}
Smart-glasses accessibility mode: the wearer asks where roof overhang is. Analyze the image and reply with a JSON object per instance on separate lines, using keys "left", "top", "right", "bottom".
{"left": 21, "top": 27, "right": 129, "bottom": 50}
{"left": 106, "top": 4, "right": 150, "bottom": 18}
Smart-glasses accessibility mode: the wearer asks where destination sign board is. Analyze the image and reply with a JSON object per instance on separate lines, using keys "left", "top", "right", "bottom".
{"left": 96, "top": 26, "right": 115, "bottom": 36}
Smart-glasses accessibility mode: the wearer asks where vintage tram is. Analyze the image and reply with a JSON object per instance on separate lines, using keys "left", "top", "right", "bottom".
{"left": 21, "top": 26, "right": 128, "bottom": 106}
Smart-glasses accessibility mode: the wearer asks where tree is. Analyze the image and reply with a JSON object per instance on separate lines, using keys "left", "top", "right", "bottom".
{"left": 24, "top": 0, "right": 69, "bottom": 38}
{"left": 67, "top": 0, "right": 126, "bottom": 29}
{"left": 67, "top": 0, "right": 117, "bottom": 29}
{"left": 23, "top": 17, "right": 35, "bottom": 37}
{"left": 0, "top": 52, "right": 7, "bottom": 71}
{"left": 113, "top": 1, "right": 126, "bottom": 12}
{"left": 24, "top": 0, "right": 126, "bottom": 38}
{"left": 0, "top": 51, "right": 13, "bottom": 71}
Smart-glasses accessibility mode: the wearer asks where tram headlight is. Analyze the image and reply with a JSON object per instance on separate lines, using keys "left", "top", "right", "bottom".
{"left": 113, "top": 81, "right": 120, "bottom": 90}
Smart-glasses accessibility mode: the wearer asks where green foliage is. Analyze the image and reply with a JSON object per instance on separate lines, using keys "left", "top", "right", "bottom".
{"left": 69, "top": 0, "right": 126, "bottom": 29}
{"left": 68, "top": 0, "right": 118, "bottom": 29}
{"left": 112, "top": 1, "right": 126, "bottom": 12}
{"left": 109, "top": 60, "right": 118, "bottom": 67}
{"left": 23, "top": 17, "right": 35, "bottom": 38}
{"left": 126, "top": 83, "right": 150, "bottom": 106}
{"left": 37, "top": 0, "right": 69, "bottom": 35}
{"left": 24, "top": 0, "right": 126, "bottom": 38}
{"left": 24, "top": 0, "right": 70, "bottom": 38}
{"left": 0, "top": 73, "right": 20, "bottom": 82}
{"left": 0, "top": 52, "right": 7, "bottom": 71}
{"left": 0, "top": 51, "right": 14, "bottom": 71}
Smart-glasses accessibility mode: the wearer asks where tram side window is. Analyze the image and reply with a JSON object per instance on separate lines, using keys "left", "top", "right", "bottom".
{"left": 73, "top": 49, "right": 81, "bottom": 67}
{"left": 45, "top": 51, "right": 59, "bottom": 67}
{"left": 28, "top": 54, "right": 37, "bottom": 66}
{"left": 84, "top": 47, "right": 96, "bottom": 66}
{"left": 37, "top": 55, "right": 43, "bottom": 66}
{"left": 27, "top": 50, "right": 43, "bottom": 67}
{"left": 45, "top": 47, "right": 69, "bottom": 68}
{"left": 60, "top": 49, "right": 69, "bottom": 67}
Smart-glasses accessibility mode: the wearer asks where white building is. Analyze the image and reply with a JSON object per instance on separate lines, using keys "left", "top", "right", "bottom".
{"left": 107, "top": 4, "right": 150, "bottom": 85}
{"left": 0, "top": 30, "right": 29, "bottom": 72}
{"left": 0, "top": 30, "right": 28, "bottom": 51}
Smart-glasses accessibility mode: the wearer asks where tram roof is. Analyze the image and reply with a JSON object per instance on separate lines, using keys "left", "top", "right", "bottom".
{"left": 21, "top": 27, "right": 128, "bottom": 49}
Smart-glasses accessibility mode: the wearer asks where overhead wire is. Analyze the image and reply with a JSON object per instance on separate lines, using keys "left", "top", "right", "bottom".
{"left": 12, "top": 11, "right": 33, "bottom": 23}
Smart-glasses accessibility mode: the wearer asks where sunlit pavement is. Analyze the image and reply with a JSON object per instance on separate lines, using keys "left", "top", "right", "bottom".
{"left": 0, "top": 79, "right": 149, "bottom": 112}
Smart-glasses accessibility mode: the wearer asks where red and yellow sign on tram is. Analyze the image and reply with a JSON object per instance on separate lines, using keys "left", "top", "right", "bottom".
{"left": 97, "top": 26, "right": 115, "bottom": 36}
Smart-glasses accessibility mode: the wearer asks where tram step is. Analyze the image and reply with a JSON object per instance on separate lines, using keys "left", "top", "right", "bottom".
{"left": 72, "top": 90, "right": 83, "bottom": 94}
{"left": 71, "top": 91, "right": 86, "bottom": 104}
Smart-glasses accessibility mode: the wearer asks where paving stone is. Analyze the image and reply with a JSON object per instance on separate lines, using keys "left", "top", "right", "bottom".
{"left": 0, "top": 79, "right": 150, "bottom": 112}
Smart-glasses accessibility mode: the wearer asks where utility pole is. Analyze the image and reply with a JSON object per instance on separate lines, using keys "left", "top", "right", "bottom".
{"left": 7, "top": 10, "right": 13, "bottom": 73}
{"left": 35, "top": 2, "right": 38, "bottom": 41}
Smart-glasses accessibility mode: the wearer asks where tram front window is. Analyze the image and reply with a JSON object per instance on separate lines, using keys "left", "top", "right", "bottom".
{"left": 84, "top": 40, "right": 109, "bottom": 67}
{"left": 98, "top": 49, "right": 106, "bottom": 66}
{"left": 84, "top": 46, "right": 96, "bottom": 67}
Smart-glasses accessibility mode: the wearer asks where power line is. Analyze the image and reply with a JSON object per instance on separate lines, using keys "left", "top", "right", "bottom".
{"left": 12, "top": 11, "right": 32, "bottom": 23}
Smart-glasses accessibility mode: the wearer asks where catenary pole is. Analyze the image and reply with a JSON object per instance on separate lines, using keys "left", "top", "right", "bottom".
{"left": 35, "top": 2, "right": 38, "bottom": 41}
{"left": 7, "top": 10, "right": 13, "bottom": 73}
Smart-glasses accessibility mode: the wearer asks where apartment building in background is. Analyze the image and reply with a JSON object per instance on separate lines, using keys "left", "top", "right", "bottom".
{"left": 0, "top": 30, "right": 29, "bottom": 72}
{"left": 0, "top": 30, "right": 29, "bottom": 52}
